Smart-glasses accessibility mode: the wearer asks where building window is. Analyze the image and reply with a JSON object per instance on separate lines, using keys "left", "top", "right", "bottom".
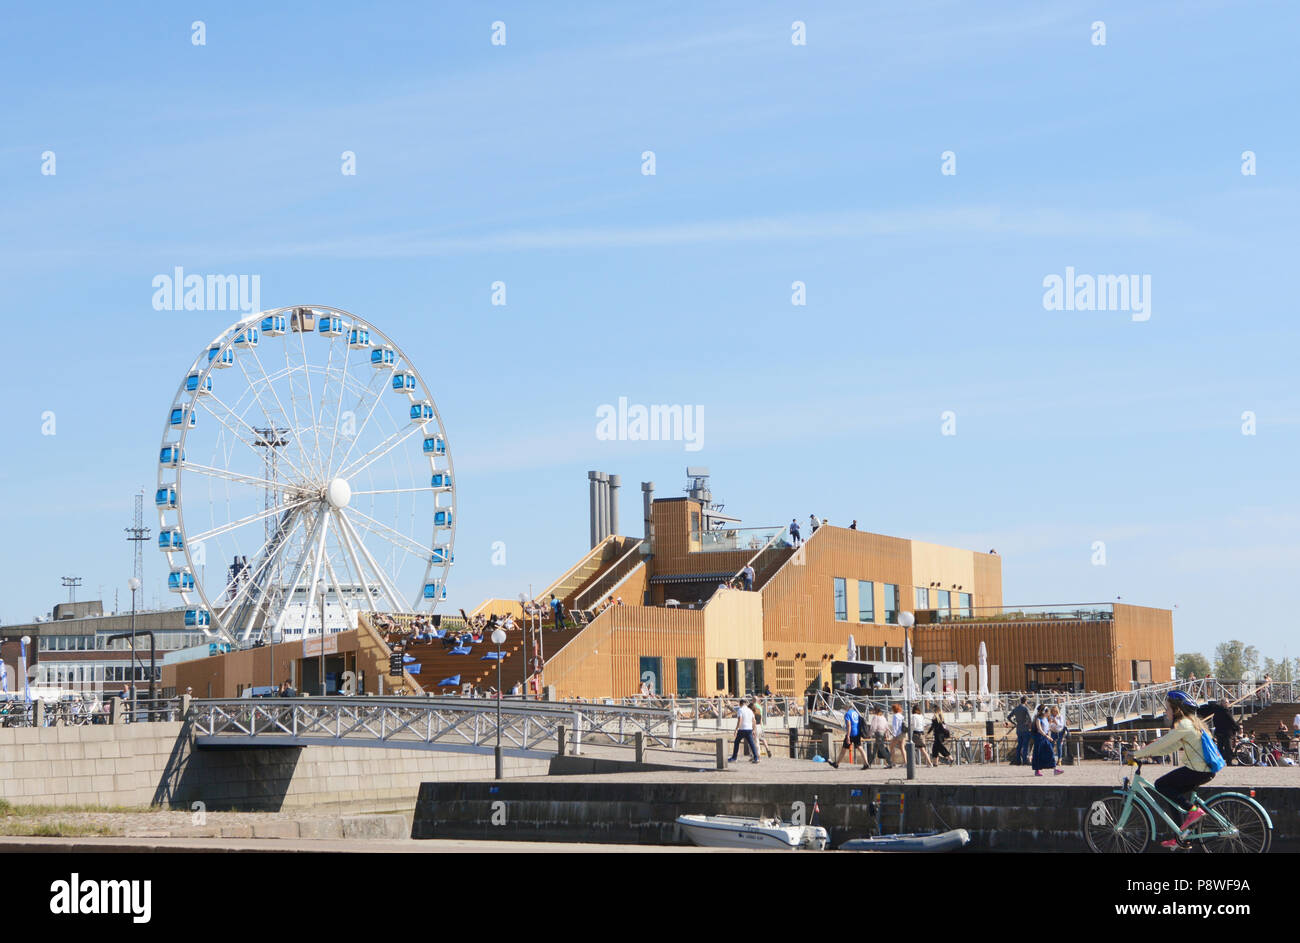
{"left": 858, "top": 580, "right": 874, "bottom": 622}
{"left": 744, "top": 659, "right": 765, "bottom": 696}
{"left": 833, "top": 578, "right": 847, "bottom": 621}
{"left": 936, "top": 590, "right": 951, "bottom": 616}
{"left": 676, "top": 658, "right": 698, "bottom": 698}
{"left": 884, "top": 584, "right": 899, "bottom": 624}
{"left": 638, "top": 657, "right": 662, "bottom": 695}
{"left": 915, "top": 587, "right": 930, "bottom": 610}
{"left": 958, "top": 592, "right": 972, "bottom": 617}
{"left": 716, "top": 662, "right": 726, "bottom": 691}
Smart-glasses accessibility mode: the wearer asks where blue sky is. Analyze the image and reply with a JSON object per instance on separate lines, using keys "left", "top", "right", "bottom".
{"left": 0, "top": 0, "right": 1296, "bottom": 662}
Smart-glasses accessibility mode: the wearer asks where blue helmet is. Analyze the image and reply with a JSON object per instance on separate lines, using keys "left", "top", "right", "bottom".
{"left": 1166, "top": 690, "right": 1197, "bottom": 709}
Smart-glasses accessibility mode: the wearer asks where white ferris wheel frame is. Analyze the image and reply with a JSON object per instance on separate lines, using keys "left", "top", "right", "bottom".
{"left": 155, "top": 305, "right": 456, "bottom": 646}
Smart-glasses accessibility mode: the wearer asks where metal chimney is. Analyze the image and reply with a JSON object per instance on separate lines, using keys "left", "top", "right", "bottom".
{"left": 588, "top": 471, "right": 600, "bottom": 548}
{"left": 608, "top": 475, "right": 620, "bottom": 537}
{"left": 641, "top": 481, "right": 654, "bottom": 545}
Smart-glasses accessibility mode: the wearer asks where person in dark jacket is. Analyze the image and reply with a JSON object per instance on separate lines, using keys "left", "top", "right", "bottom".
{"left": 928, "top": 711, "right": 953, "bottom": 765}
{"left": 1006, "top": 696, "right": 1033, "bottom": 765}
{"left": 1197, "top": 700, "right": 1239, "bottom": 766}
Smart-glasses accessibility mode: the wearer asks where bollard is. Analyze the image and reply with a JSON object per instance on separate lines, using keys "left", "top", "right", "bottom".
{"left": 788, "top": 727, "right": 799, "bottom": 759}
{"left": 716, "top": 737, "right": 725, "bottom": 770}
{"left": 557, "top": 725, "right": 567, "bottom": 757}
{"left": 33, "top": 700, "right": 45, "bottom": 727}
{"left": 985, "top": 720, "right": 995, "bottom": 738}
{"left": 820, "top": 732, "right": 832, "bottom": 760}
{"left": 635, "top": 731, "right": 644, "bottom": 764}
{"left": 109, "top": 697, "right": 124, "bottom": 725}
{"left": 179, "top": 694, "right": 192, "bottom": 719}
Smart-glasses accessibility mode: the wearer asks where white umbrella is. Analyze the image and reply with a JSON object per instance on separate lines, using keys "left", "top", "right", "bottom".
{"left": 978, "top": 641, "right": 989, "bottom": 708}
{"left": 846, "top": 634, "right": 858, "bottom": 689}
{"left": 0, "top": 660, "right": 8, "bottom": 694}
{"left": 903, "top": 636, "right": 918, "bottom": 700}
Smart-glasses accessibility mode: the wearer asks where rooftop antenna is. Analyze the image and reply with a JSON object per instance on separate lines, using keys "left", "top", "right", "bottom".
{"left": 60, "top": 575, "right": 83, "bottom": 604}
{"left": 125, "top": 489, "right": 151, "bottom": 596}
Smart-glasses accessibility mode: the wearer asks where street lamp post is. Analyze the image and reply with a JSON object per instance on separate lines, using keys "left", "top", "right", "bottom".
{"left": 315, "top": 579, "right": 327, "bottom": 696}
{"left": 492, "top": 627, "right": 507, "bottom": 779}
{"left": 128, "top": 577, "right": 141, "bottom": 721}
{"left": 899, "top": 610, "right": 916, "bottom": 781}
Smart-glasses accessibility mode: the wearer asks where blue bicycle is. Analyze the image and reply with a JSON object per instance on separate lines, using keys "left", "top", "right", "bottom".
{"left": 1084, "top": 760, "right": 1272, "bottom": 853}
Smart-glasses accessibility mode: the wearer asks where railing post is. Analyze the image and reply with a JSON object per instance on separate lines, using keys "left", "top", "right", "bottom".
{"left": 635, "top": 731, "right": 644, "bottom": 764}
{"left": 572, "top": 709, "right": 582, "bottom": 755}
{"left": 788, "top": 727, "right": 798, "bottom": 758}
{"left": 715, "top": 737, "right": 725, "bottom": 770}
{"left": 557, "top": 724, "right": 567, "bottom": 756}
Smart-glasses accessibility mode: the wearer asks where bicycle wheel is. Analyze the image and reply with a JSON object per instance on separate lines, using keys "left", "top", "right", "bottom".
{"left": 1235, "top": 745, "right": 1256, "bottom": 766}
{"left": 1192, "top": 796, "right": 1272, "bottom": 854}
{"left": 1084, "top": 796, "right": 1151, "bottom": 853}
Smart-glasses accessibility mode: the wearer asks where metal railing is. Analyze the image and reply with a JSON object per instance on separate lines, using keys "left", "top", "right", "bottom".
{"left": 189, "top": 695, "right": 679, "bottom": 754}
{"left": 572, "top": 540, "right": 645, "bottom": 611}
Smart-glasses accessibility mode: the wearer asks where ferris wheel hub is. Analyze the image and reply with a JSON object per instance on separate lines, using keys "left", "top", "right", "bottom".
{"left": 324, "top": 477, "right": 352, "bottom": 509}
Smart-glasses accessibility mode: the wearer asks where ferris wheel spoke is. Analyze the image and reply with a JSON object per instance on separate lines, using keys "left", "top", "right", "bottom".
{"left": 188, "top": 496, "right": 314, "bottom": 546}
{"left": 334, "top": 509, "right": 381, "bottom": 614}
{"left": 197, "top": 391, "right": 315, "bottom": 485}
{"left": 181, "top": 461, "right": 303, "bottom": 495}
{"left": 271, "top": 505, "right": 328, "bottom": 637}
{"left": 343, "top": 505, "right": 437, "bottom": 561}
{"left": 336, "top": 510, "right": 408, "bottom": 613}
{"left": 235, "top": 509, "right": 306, "bottom": 640}
{"left": 216, "top": 507, "right": 304, "bottom": 633}
{"left": 350, "top": 485, "right": 433, "bottom": 496}
{"left": 338, "top": 423, "right": 423, "bottom": 482}
{"left": 246, "top": 344, "right": 320, "bottom": 483}
{"left": 294, "top": 324, "right": 326, "bottom": 483}
{"left": 331, "top": 364, "right": 393, "bottom": 477}
{"left": 301, "top": 510, "right": 332, "bottom": 635}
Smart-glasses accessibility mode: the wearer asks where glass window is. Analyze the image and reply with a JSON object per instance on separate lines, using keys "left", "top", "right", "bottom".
{"left": 833, "top": 578, "right": 847, "bottom": 621}
{"left": 884, "top": 584, "right": 899, "bottom": 624}
{"left": 716, "top": 662, "right": 726, "bottom": 691}
{"left": 676, "top": 658, "right": 698, "bottom": 698}
{"left": 915, "top": 587, "right": 930, "bottom": 609}
{"left": 638, "top": 657, "right": 663, "bottom": 695}
{"left": 937, "top": 590, "right": 951, "bottom": 616}
{"left": 858, "top": 580, "right": 874, "bottom": 622}
{"left": 958, "top": 592, "right": 972, "bottom": 617}
{"left": 744, "top": 659, "right": 765, "bottom": 696}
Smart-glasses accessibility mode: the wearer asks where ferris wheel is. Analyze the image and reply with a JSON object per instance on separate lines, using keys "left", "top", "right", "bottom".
{"left": 155, "top": 306, "right": 456, "bottom": 645}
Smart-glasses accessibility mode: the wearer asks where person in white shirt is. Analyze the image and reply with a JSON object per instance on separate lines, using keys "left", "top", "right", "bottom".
{"left": 888, "top": 703, "right": 907, "bottom": 765}
{"left": 729, "top": 698, "right": 759, "bottom": 764}
{"left": 909, "top": 705, "right": 935, "bottom": 767}
{"left": 1048, "top": 705, "right": 1067, "bottom": 764}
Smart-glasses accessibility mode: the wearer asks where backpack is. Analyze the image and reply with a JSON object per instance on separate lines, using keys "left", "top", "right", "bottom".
{"left": 1200, "top": 730, "right": 1226, "bottom": 773}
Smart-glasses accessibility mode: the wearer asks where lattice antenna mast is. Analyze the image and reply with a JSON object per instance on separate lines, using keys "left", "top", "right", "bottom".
{"left": 125, "top": 490, "right": 151, "bottom": 589}
{"left": 60, "top": 576, "right": 83, "bottom": 604}
{"left": 252, "top": 427, "right": 291, "bottom": 621}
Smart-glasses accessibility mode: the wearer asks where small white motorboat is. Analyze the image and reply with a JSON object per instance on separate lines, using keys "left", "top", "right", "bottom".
{"left": 839, "top": 828, "right": 971, "bottom": 853}
{"left": 676, "top": 814, "right": 829, "bottom": 850}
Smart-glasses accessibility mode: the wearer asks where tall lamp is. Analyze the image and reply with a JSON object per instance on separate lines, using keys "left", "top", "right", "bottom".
{"left": 899, "top": 610, "right": 916, "bottom": 780}
{"left": 128, "top": 577, "right": 141, "bottom": 720}
{"left": 492, "top": 627, "right": 507, "bottom": 778}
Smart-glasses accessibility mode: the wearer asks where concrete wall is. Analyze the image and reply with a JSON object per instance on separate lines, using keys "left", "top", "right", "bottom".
{"left": 0, "top": 722, "right": 550, "bottom": 811}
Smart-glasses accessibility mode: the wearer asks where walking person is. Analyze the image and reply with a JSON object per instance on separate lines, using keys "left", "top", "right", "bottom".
{"left": 752, "top": 696, "right": 773, "bottom": 758}
{"left": 728, "top": 698, "right": 760, "bottom": 764}
{"left": 549, "top": 594, "right": 564, "bottom": 632}
{"left": 1006, "top": 696, "right": 1033, "bottom": 766}
{"left": 888, "top": 702, "right": 907, "bottom": 766}
{"left": 910, "top": 704, "right": 935, "bottom": 767}
{"left": 741, "top": 563, "right": 755, "bottom": 591}
{"left": 868, "top": 706, "right": 893, "bottom": 769}
{"left": 1031, "top": 705, "right": 1063, "bottom": 776}
{"left": 829, "top": 702, "right": 867, "bottom": 769}
{"left": 928, "top": 710, "right": 953, "bottom": 765}
{"left": 1049, "top": 705, "right": 1067, "bottom": 764}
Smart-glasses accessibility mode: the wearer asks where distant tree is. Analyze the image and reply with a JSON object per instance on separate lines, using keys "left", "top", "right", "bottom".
{"left": 1213, "top": 640, "right": 1260, "bottom": 681}
{"left": 1176, "top": 652, "right": 1211, "bottom": 679}
{"left": 1263, "top": 657, "right": 1296, "bottom": 683}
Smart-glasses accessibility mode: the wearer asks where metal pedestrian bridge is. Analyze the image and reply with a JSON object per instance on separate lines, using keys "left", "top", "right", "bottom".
{"left": 189, "top": 697, "right": 678, "bottom": 757}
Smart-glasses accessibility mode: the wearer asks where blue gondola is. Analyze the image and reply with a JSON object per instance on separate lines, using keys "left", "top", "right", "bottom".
{"left": 155, "top": 487, "right": 177, "bottom": 509}
{"left": 167, "top": 569, "right": 195, "bottom": 593}
{"left": 423, "top": 582, "right": 448, "bottom": 600}
{"left": 347, "top": 327, "right": 370, "bottom": 349}
{"left": 391, "top": 373, "right": 417, "bottom": 393}
{"left": 159, "top": 446, "right": 185, "bottom": 467}
{"left": 431, "top": 548, "right": 453, "bottom": 564}
{"left": 422, "top": 435, "right": 446, "bottom": 456}
{"left": 318, "top": 315, "right": 344, "bottom": 337}
{"left": 158, "top": 528, "right": 185, "bottom": 551}
{"left": 233, "top": 327, "right": 259, "bottom": 348}
{"left": 207, "top": 346, "right": 234, "bottom": 368}
{"left": 169, "top": 406, "right": 196, "bottom": 428}
{"left": 430, "top": 472, "right": 451, "bottom": 490}
{"left": 291, "top": 307, "right": 316, "bottom": 332}
{"left": 370, "top": 347, "right": 395, "bottom": 368}
{"left": 185, "top": 373, "right": 212, "bottom": 395}
{"left": 184, "top": 608, "right": 211, "bottom": 628}
{"left": 434, "top": 509, "right": 453, "bottom": 528}
{"left": 261, "top": 314, "right": 287, "bottom": 336}
{"left": 409, "top": 402, "right": 434, "bottom": 422}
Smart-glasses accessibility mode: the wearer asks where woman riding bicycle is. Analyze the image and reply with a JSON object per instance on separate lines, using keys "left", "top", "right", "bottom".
{"left": 1126, "top": 691, "right": 1216, "bottom": 840}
